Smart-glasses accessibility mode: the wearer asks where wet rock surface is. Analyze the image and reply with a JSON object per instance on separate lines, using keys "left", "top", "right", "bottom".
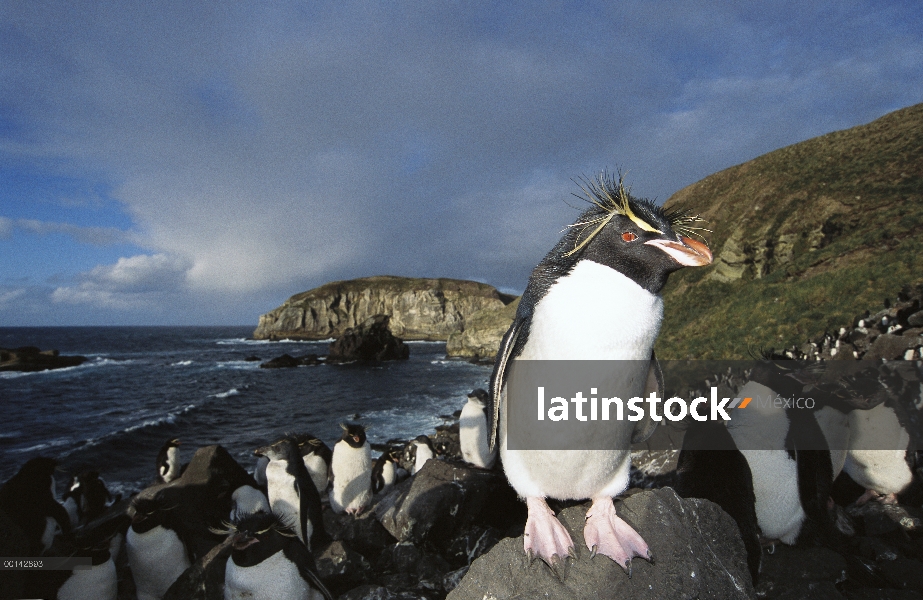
{"left": 328, "top": 315, "right": 410, "bottom": 363}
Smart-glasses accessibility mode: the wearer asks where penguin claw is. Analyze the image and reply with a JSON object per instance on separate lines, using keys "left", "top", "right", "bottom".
{"left": 625, "top": 559, "right": 632, "bottom": 579}
{"left": 568, "top": 546, "right": 578, "bottom": 561}
{"left": 589, "top": 544, "right": 597, "bottom": 559}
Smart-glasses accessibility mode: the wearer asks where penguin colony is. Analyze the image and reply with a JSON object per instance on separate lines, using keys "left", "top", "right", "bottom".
{"left": 2, "top": 174, "right": 922, "bottom": 597}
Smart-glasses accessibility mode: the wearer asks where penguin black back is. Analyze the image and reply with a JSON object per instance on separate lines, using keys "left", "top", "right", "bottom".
{"left": 254, "top": 436, "right": 327, "bottom": 549}
{"left": 295, "top": 433, "right": 333, "bottom": 465}
{"left": 0, "top": 456, "right": 71, "bottom": 553}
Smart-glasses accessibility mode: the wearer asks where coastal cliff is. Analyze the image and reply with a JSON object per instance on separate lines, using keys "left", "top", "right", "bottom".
{"left": 253, "top": 276, "right": 514, "bottom": 341}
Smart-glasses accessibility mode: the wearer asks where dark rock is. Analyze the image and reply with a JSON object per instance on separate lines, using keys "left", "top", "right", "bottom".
{"left": 444, "top": 526, "right": 503, "bottom": 569}
{"left": 323, "top": 507, "right": 396, "bottom": 560}
{"left": 163, "top": 534, "right": 236, "bottom": 600}
{"left": 845, "top": 589, "right": 923, "bottom": 600}
{"left": 907, "top": 311, "right": 923, "bottom": 328}
{"left": 0, "top": 346, "right": 87, "bottom": 372}
{"left": 316, "top": 540, "right": 372, "bottom": 596}
{"left": 442, "top": 567, "right": 468, "bottom": 593}
{"left": 133, "top": 445, "right": 257, "bottom": 560}
{"left": 244, "top": 355, "right": 261, "bottom": 362}
{"left": 430, "top": 426, "right": 461, "bottom": 460}
{"left": 337, "top": 584, "right": 430, "bottom": 600}
{"left": 754, "top": 545, "right": 847, "bottom": 599}
{"left": 374, "top": 459, "right": 524, "bottom": 549}
{"left": 864, "top": 334, "right": 919, "bottom": 360}
{"left": 447, "top": 488, "right": 755, "bottom": 600}
{"left": 328, "top": 315, "right": 410, "bottom": 363}
{"left": 847, "top": 502, "right": 923, "bottom": 537}
{"left": 375, "top": 542, "right": 452, "bottom": 591}
{"left": 879, "top": 558, "right": 923, "bottom": 593}
{"left": 259, "top": 353, "right": 321, "bottom": 368}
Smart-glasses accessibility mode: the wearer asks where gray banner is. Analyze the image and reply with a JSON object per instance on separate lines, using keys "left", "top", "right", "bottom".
{"left": 503, "top": 359, "right": 922, "bottom": 451}
{"left": 1, "top": 557, "right": 93, "bottom": 570}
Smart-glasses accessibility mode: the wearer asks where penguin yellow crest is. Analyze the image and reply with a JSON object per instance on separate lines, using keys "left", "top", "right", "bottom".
{"left": 564, "top": 170, "right": 709, "bottom": 256}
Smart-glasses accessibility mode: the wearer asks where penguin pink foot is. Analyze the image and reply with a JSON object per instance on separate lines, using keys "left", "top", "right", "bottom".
{"left": 524, "top": 497, "right": 575, "bottom": 576}
{"left": 583, "top": 496, "right": 652, "bottom": 576}
{"left": 855, "top": 489, "right": 898, "bottom": 506}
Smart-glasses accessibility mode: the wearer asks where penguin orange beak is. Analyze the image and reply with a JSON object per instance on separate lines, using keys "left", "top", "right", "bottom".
{"left": 645, "top": 236, "right": 713, "bottom": 267}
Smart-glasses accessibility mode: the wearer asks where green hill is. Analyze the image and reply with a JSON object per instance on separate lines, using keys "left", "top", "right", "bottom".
{"left": 657, "top": 103, "right": 923, "bottom": 359}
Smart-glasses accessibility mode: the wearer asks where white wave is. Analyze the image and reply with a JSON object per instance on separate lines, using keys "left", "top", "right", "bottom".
{"left": 171, "top": 360, "right": 193, "bottom": 366}
{"left": 0, "top": 431, "right": 21, "bottom": 440}
{"left": 9, "top": 437, "right": 72, "bottom": 454}
{"left": 216, "top": 337, "right": 329, "bottom": 345}
{"left": 216, "top": 360, "right": 261, "bottom": 370}
{"left": 122, "top": 404, "right": 196, "bottom": 434}
{"left": 212, "top": 388, "right": 240, "bottom": 398}
{"left": 406, "top": 340, "right": 446, "bottom": 345}
{"left": 0, "top": 357, "right": 128, "bottom": 379}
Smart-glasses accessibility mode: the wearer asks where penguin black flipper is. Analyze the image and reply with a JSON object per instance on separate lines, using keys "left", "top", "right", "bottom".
{"left": 786, "top": 407, "right": 836, "bottom": 542}
{"left": 285, "top": 541, "right": 335, "bottom": 600}
{"left": 631, "top": 354, "right": 662, "bottom": 444}
{"left": 371, "top": 454, "right": 387, "bottom": 494}
{"left": 295, "top": 464, "right": 327, "bottom": 550}
{"left": 488, "top": 315, "right": 524, "bottom": 453}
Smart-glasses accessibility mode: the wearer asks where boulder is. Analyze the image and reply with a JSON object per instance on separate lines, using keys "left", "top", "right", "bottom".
{"left": 259, "top": 353, "right": 322, "bottom": 368}
{"left": 323, "top": 508, "right": 396, "bottom": 560}
{"left": 447, "top": 488, "right": 755, "bottom": 600}
{"left": 374, "top": 460, "right": 524, "bottom": 548}
{"left": 0, "top": 346, "right": 87, "bottom": 372}
{"left": 328, "top": 315, "right": 409, "bottom": 363}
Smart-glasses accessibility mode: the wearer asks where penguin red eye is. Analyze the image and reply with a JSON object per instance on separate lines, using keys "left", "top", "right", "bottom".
{"left": 622, "top": 232, "right": 637, "bottom": 242}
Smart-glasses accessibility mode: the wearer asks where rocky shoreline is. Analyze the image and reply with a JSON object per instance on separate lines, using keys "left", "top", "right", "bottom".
{"left": 0, "top": 346, "right": 87, "bottom": 372}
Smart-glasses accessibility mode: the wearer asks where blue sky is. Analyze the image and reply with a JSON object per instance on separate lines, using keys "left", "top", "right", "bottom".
{"left": 1, "top": 1, "right": 921, "bottom": 326}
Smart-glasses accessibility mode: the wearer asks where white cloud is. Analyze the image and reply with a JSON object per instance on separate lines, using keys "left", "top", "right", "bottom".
{"left": 0, "top": 217, "right": 12, "bottom": 239}
{"left": 51, "top": 254, "right": 192, "bottom": 309}
{"left": 12, "top": 219, "right": 135, "bottom": 246}
{"left": 0, "top": 288, "right": 26, "bottom": 306}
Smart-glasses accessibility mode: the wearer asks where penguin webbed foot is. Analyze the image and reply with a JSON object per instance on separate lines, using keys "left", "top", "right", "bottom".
{"left": 855, "top": 489, "right": 898, "bottom": 506}
{"left": 583, "top": 497, "right": 652, "bottom": 576}
{"left": 523, "top": 497, "right": 576, "bottom": 578}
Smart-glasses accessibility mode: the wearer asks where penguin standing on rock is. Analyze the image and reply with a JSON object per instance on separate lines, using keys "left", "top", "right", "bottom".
{"left": 126, "top": 493, "right": 192, "bottom": 600}
{"left": 223, "top": 511, "right": 333, "bottom": 600}
{"left": 460, "top": 389, "right": 496, "bottom": 469}
{"left": 489, "top": 172, "right": 712, "bottom": 573}
{"left": 410, "top": 435, "right": 435, "bottom": 475}
{"left": 157, "top": 438, "right": 182, "bottom": 484}
{"left": 0, "top": 456, "right": 71, "bottom": 554}
{"left": 295, "top": 434, "right": 333, "bottom": 494}
{"left": 371, "top": 452, "right": 397, "bottom": 495}
{"left": 253, "top": 437, "right": 326, "bottom": 550}
{"left": 329, "top": 423, "right": 373, "bottom": 515}
{"left": 62, "top": 470, "right": 120, "bottom": 527}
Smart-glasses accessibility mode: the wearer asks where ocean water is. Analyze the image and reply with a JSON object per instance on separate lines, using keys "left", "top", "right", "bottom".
{"left": 0, "top": 327, "right": 491, "bottom": 497}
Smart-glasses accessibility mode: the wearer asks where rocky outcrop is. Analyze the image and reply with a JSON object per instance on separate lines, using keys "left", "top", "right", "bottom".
{"left": 327, "top": 315, "right": 410, "bottom": 363}
{"left": 0, "top": 347, "right": 87, "bottom": 372}
{"left": 446, "top": 297, "right": 520, "bottom": 360}
{"left": 253, "top": 276, "right": 512, "bottom": 341}
{"left": 447, "top": 488, "right": 755, "bottom": 600}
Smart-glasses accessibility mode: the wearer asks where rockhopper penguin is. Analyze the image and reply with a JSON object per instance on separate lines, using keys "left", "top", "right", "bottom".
{"left": 157, "top": 438, "right": 182, "bottom": 484}
{"left": 253, "top": 437, "right": 326, "bottom": 550}
{"left": 329, "top": 423, "right": 373, "bottom": 514}
{"left": 488, "top": 172, "right": 712, "bottom": 573}
{"left": 460, "top": 388, "right": 496, "bottom": 469}
{"left": 223, "top": 511, "right": 334, "bottom": 600}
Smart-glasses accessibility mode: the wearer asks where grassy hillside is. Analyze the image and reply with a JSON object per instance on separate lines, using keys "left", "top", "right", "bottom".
{"left": 657, "top": 103, "right": 923, "bottom": 359}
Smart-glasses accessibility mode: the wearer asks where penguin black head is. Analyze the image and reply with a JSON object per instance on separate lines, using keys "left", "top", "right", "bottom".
{"left": 226, "top": 511, "right": 297, "bottom": 566}
{"left": 253, "top": 437, "right": 301, "bottom": 462}
{"left": 295, "top": 434, "right": 331, "bottom": 461}
{"left": 129, "top": 494, "right": 176, "bottom": 534}
{"left": 339, "top": 423, "right": 367, "bottom": 449}
{"left": 413, "top": 435, "right": 435, "bottom": 452}
{"left": 5, "top": 456, "right": 59, "bottom": 493}
{"left": 468, "top": 389, "right": 489, "bottom": 407}
{"left": 551, "top": 171, "right": 712, "bottom": 294}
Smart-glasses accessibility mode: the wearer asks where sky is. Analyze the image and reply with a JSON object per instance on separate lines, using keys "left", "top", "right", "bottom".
{"left": 1, "top": 1, "right": 921, "bottom": 326}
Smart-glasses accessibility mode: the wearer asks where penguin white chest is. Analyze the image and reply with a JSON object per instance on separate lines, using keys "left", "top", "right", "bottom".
{"left": 329, "top": 442, "right": 372, "bottom": 514}
{"left": 844, "top": 403, "right": 913, "bottom": 494}
{"left": 520, "top": 260, "right": 664, "bottom": 360}
{"left": 303, "top": 454, "right": 329, "bottom": 494}
{"left": 460, "top": 400, "right": 495, "bottom": 469}
{"left": 728, "top": 382, "right": 806, "bottom": 544}
{"left": 126, "top": 525, "right": 190, "bottom": 600}
{"left": 57, "top": 558, "right": 117, "bottom": 600}
{"left": 413, "top": 443, "right": 434, "bottom": 475}
{"left": 265, "top": 460, "right": 308, "bottom": 542}
{"left": 224, "top": 550, "right": 317, "bottom": 600}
